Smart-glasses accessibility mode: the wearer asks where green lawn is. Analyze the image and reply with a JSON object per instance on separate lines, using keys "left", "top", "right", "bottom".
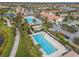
{"left": 15, "top": 33, "right": 31, "bottom": 57}
{"left": 0, "top": 21, "right": 15, "bottom": 56}
{"left": 16, "top": 24, "right": 42, "bottom": 57}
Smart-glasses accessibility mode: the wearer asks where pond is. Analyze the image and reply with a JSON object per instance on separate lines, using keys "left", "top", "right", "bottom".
{"left": 60, "top": 7, "right": 76, "bottom": 11}
{"left": 4, "top": 13, "right": 16, "bottom": 18}
{"left": 0, "top": 36, "right": 4, "bottom": 46}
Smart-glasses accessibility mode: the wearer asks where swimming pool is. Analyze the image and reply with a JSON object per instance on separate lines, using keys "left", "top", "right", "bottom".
{"left": 33, "top": 32, "right": 57, "bottom": 55}
{"left": 25, "top": 16, "right": 41, "bottom": 25}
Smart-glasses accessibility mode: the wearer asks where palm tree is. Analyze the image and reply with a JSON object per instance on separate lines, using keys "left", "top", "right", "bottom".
{"left": 44, "top": 16, "right": 48, "bottom": 23}
{"left": 48, "top": 21, "right": 53, "bottom": 28}
{"left": 69, "top": 15, "right": 75, "bottom": 20}
{"left": 0, "top": 10, "right": 6, "bottom": 21}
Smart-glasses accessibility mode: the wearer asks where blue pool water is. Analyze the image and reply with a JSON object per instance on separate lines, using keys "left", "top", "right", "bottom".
{"left": 25, "top": 16, "right": 41, "bottom": 25}
{"left": 33, "top": 32, "right": 57, "bottom": 55}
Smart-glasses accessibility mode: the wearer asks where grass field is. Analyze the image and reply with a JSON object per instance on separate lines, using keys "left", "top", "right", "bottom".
{"left": 0, "top": 21, "right": 15, "bottom": 56}
{"left": 16, "top": 24, "right": 42, "bottom": 57}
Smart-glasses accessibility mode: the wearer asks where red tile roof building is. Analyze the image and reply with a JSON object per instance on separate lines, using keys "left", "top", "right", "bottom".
{"left": 40, "top": 11, "right": 64, "bottom": 22}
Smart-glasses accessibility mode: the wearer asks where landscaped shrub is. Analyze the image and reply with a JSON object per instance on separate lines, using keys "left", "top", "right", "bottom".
{"left": 73, "top": 37, "right": 79, "bottom": 46}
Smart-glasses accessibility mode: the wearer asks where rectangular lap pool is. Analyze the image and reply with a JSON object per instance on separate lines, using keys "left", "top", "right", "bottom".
{"left": 32, "top": 32, "right": 57, "bottom": 55}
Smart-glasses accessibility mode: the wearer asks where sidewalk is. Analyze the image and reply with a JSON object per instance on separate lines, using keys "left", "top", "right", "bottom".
{"left": 10, "top": 28, "right": 20, "bottom": 57}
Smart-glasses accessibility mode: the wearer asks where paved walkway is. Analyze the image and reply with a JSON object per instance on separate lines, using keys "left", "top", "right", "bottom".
{"left": 4, "top": 17, "right": 20, "bottom": 57}
{"left": 10, "top": 28, "right": 20, "bottom": 57}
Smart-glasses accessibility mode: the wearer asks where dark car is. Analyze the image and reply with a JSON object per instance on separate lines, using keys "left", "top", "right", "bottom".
{"left": 64, "top": 34, "right": 70, "bottom": 39}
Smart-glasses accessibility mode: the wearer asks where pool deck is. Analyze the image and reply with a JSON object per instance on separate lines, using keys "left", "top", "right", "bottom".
{"left": 25, "top": 16, "right": 42, "bottom": 25}
{"left": 31, "top": 31, "right": 68, "bottom": 57}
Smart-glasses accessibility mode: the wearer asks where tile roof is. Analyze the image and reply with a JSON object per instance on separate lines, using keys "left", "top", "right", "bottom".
{"left": 40, "top": 11, "right": 60, "bottom": 20}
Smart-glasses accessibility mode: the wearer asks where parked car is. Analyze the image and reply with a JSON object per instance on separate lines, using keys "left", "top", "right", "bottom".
{"left": 64, "top": 34, "right": 70, "bottom": 39}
